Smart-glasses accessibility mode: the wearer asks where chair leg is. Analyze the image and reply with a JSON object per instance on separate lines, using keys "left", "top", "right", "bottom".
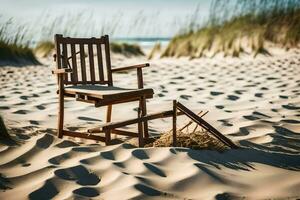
{"left": 137, "top": 107, "right": 144, "bottom": 147}
{"left": 106, "top": 105, "right": 112, "bottom": 123}
{"left": 105, "top": 129, "right": 111, "bottom": 145}
{"left": 140, "top": 97, "right": 149, "bottom": 139}
{"left": 57, "top": 90, "right": 64, "bottom": 138}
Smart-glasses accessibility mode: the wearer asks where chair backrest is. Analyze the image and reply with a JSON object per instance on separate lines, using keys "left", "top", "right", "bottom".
{"left": 54, "top": 34, "right": 113, "bottom": 86}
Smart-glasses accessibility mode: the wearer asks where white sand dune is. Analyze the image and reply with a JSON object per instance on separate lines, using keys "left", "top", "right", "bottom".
{"left": 1, "top": 49, "right": 300, "bottom": 199}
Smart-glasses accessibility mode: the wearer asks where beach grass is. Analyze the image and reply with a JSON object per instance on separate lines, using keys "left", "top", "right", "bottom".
{"left": 162, "top": 0, "right": 300, "bottom": 58}
{"left": 34, "top": 41, "right": 55, "bottom": 58}
{"left": 110, "top": 42, "right": 144, "bottom": 56}
{"left": 0, "top": 19, "right": 39, "bottom": 65}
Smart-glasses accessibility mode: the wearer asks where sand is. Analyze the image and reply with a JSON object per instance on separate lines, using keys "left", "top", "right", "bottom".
{"left": 1, "top": 49, "right": 300, "bottom": 199}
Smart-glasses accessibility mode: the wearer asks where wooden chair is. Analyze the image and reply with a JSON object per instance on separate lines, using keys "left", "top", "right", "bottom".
{"left": 52, "top": 34, "right": 154, "bottom": 147}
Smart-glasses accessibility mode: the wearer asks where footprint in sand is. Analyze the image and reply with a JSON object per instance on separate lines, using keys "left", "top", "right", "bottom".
{"left": 227, "top": 95, "right": 239, "bottom": 101}
{"left": 13, "top": 110, "right": 31, "bottom": 114}
{"left": 210, "top": 91, "right": 224, "bottom": 96}
{"left": 54, "top": 165, "right": 100, "bottom": 186}
{"left": 73, "top": 187, "right": 100, "bottom": 197}
{"left": 215, "top": 105, "right": 224, "bottom": 109}
{"left": 243, "top": 115, "right": 260, "bottom": 120}
{"left": 36, "top": 105, "right": 46, "bottom": 110}
{"left": 180, "top": 94, "right": 192, "bottom": 100}
{"left": 255, "top": 93, "right": 263, "bottom": 98}
{"left": 0, "top": 106, "right": 9, "bottom": 110}
{"left": 282, "top": 104, "right": 300, "bottom": 110}
{"left": 29, "top": 120, "right": 39, "bottom": 125}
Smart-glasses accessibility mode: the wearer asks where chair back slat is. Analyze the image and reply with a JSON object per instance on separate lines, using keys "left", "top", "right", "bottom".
{"left": 104, "top": 35, "right": 113, "bottom": 86}
{"left": 79, "top": 44, "right": 87, "bottom": 83}
{"left": 70, "top": 43, "right": 78, "bottom": 83}
{"left": 54, "top": 34, "right": 112, "bottom": 86}
{"left": 88, "top": 43, "right": 95, "bottom": 83}
{"left": 96, "top": 43, "right": 104, "bottom": 82}
{"left": 62, "top": 42, "right": 69, "bottom": 83}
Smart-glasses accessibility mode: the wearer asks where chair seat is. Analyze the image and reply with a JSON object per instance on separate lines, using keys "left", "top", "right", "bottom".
{"left": 63, "top": 85, "right": 154, "bottom": 100}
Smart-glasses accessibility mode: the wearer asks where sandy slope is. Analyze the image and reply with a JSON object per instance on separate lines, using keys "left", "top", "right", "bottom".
{"left": 0, "top": 49, "right": 300, "bottom": 199}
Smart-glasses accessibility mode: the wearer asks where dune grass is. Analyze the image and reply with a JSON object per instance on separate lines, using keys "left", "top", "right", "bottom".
{"left": 148, "top": 42, "right": 161, "bottom": 59}
{"left": 162, "top": 0, "right": 300, "bottom": 58}
{"left": 110, "top": 42, "right": 144, "bottom": 56}
{"left": 34, "top": 41, "right": 55, "bottom": 58}
{"left": 0, "top": 19, "right": 39, "bottom": 66}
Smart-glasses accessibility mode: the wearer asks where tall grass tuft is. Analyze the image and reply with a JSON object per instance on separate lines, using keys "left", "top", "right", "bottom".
{"left": 162, "top": 0, "right": 300, "bottom": 58}
{"left": 34, "top": 41, "right": 55, "bottom": 58}
{"left": 110, "top": 42, "right": 144, "bottom": 56}
{"left": 0, "top": 19, "right": 39, "bottom": 66}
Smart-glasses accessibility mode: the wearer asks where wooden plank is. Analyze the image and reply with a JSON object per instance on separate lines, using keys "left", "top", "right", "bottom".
{"left": 101, "top": 110, "right": 184, "bottom": 131}
{"left": 173, "top": 100, "right": 177, "bottom": 146}
{"left": 57, "top": 77, "right": 64, "bottom": 138}
{"left": 79, "top": 44, "right": 87, "bottom": 83}
{"left": 137, "top": 108, "right": 144, "bottom": 147}
{"left": 111, "top": 63, "right": 150, "bottom": 72}
{"left": 105, "top": 130, "right": 111, "bottom": 145}
{"left": 62, "top": 42, "right": 69, "bottom": 83}
{"left": 96, "top": 44, "right": 104, "bottom": 82}
{"left": 52, "top": 68, "right": 72, "bottom": 74}
{"left": 104, "top": 35, "right": 113, "bottom": 85}
{"left": 176, "top": 102, "right": 238, "bottom": 149}
{"left": 111, "top": 129, "right": 139, "bottom": 137}
{"left": 137, "top": 68, "right": 144, "bottom": 89}
{"left": 140, "top": 97, "right": 149, "bottom": 138}
{"left": 63, "top": 130, "right": 106, "bottom": 142}
{"left": 64, "top": 80, "right": 109, "bottom": 85}
{"left": 88, "top": 43, "right": 96, "bottom": 83}
{"left": 55, "top": 34, "right": 63, "bottom": 69}
{"left": 106, "top": 105, "right": 112, "bottom": 122}
{"left": 70, "top": 43, "right": 78, "bottom": 83}
{"left": 58, "top": 37, "right": 105, "bottom": 44}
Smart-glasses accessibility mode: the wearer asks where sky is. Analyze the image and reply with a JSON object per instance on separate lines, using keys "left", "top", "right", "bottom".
{"left": 0, "top": 0, "right": 212, "bottom": 38}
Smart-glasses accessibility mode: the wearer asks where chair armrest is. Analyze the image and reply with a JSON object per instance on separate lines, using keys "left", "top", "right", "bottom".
{"left": 52, "top": 68, "right": 73, "bottom": 75}
{"left": 111, "top": 63, "right": 150, "bottom": 73}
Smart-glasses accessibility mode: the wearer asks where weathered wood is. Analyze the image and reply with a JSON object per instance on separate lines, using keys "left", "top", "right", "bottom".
{"left": 57, "top": 76, "right": 64, "bottom": 138}
{"left": 57, "top": 37, "right": 105, "bottom": 44}
{"left": 52, "top": 68, "right": 72, "bottom": 74}
{"left": 55, "top": 34, "right": 63, "bottom": 69}
{"left": 64, "top": 80, "right": 109, "bottom": 85}
{"left": 111, "top": 129, "right": 139, "bottom": 137}
{"left": 70, "top": 43, "right": 78, "bottom": 83}
{"left": 104, "top": 35, "right": 113, "bottom": 85}
{"left": 106, "top": 105, "right": 112, "bottom": 122}
{"left": 88, "top": 43, "right": 96, "bottom": 83}
{"left": 63, "top": 130, "right": 106, "bottom": 142}
{"left": 101, "top": 110, "right": 183, "bottom": 131}
{"left": 137, "top": 68, "right": 143, "bottom": 89}
{"left": 62, "top": 42, "right": 69, "bottom": 83}
{"left": 111, "top": 63, "right": 150, "bottom": 73}
{"left": 53, "top": 34, "right": 153, "bottom": 145}
{"left": 176, "top": 102, "right": 238, "bottom": 149}
{"left": 140, "top": 97, "right": 149, "bottom": 138}
{"left": 96, "top": 44, "right": 104, "bottom": 82}
{"left": 55, "top": 34, "right": 64, "bottom": 139}
{"left": 79, "top": 44, "right": 87, "bottom": 83}
{"left": 137, "top": 108, "right": 144, "bottom": 147}
{"left": 105, "top": 129, "right": 111, "bottom": 145}
{"left": 173, "top": 100, "right": 177, "bottom": 146}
